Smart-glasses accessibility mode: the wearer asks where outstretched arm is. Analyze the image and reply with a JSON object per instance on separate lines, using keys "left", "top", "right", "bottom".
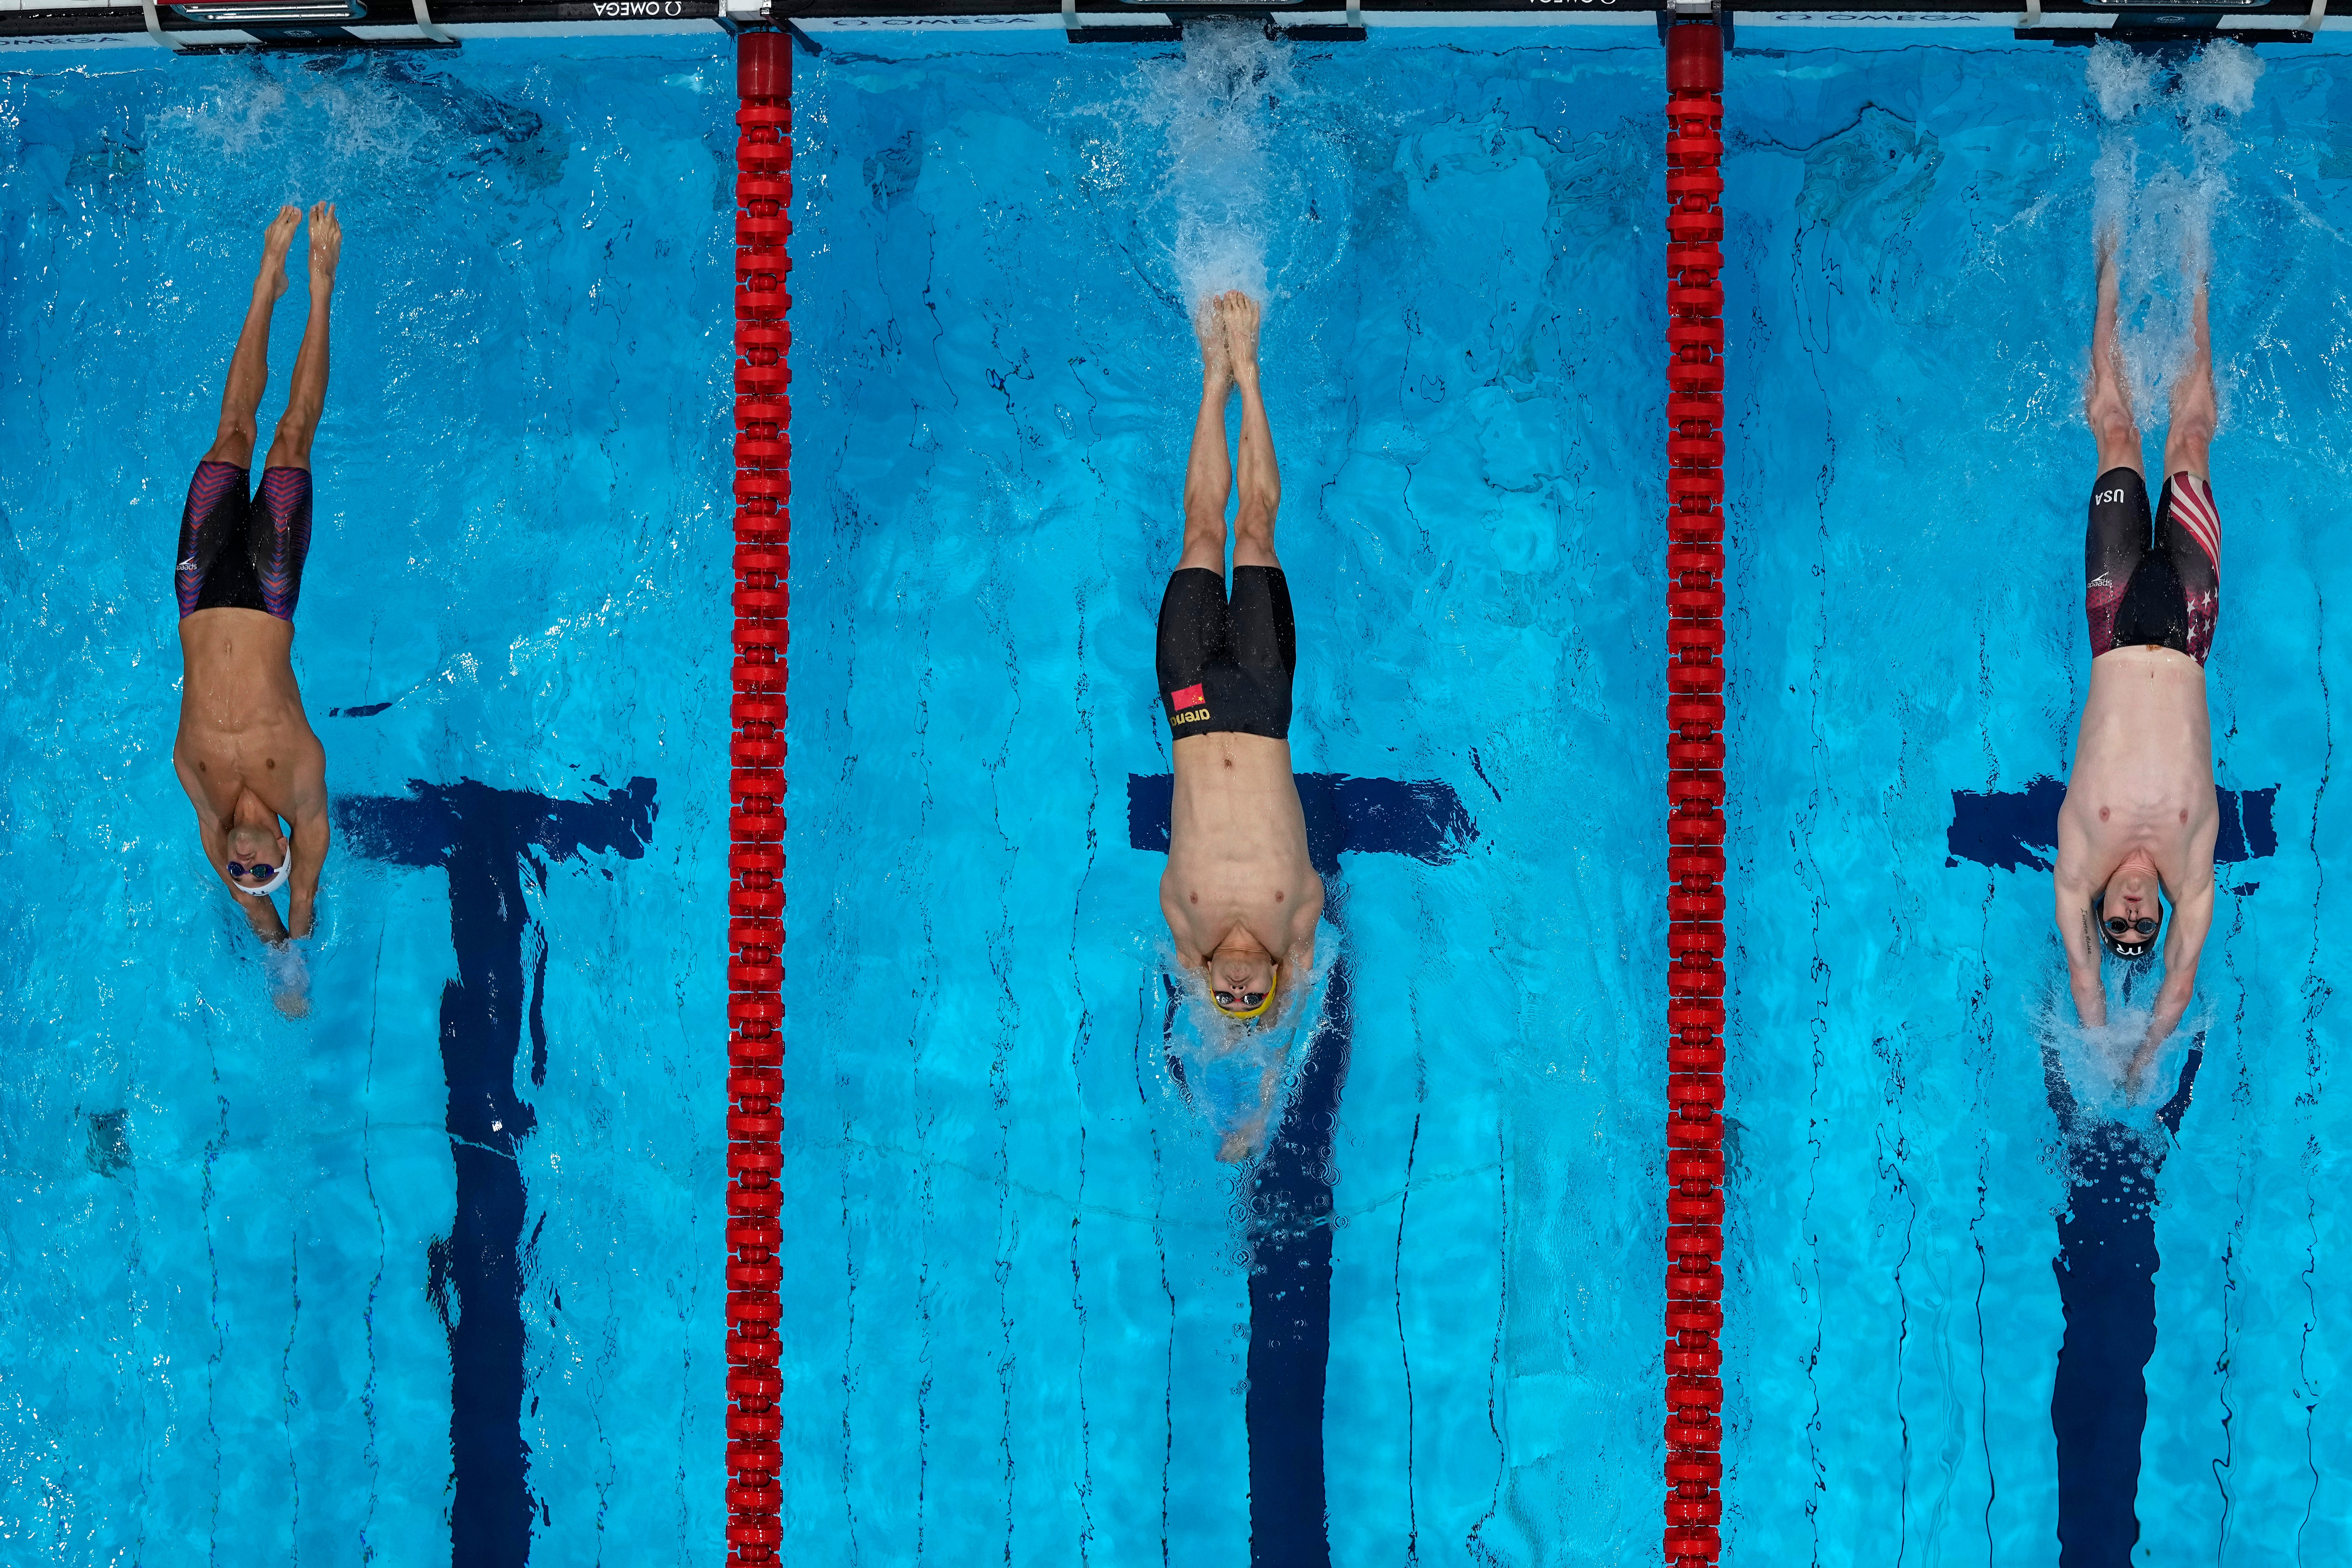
{"left": 2055, "top": 872, "right": 2104, "bottom": 1025}
{"left": 2125, "top": 878, "right": 2214, "bottom": 1096}
{"left": 2054, "top": 802, "right": 2105, "bottom": 1025}
{"left": 1284, "top": 871, "right": 1324, "bottom": 978}
{"left": 286, "top": 805, "right": 330, "bottom": 940}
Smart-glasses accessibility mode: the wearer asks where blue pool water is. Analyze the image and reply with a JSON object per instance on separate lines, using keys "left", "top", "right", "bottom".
{"left": 0, "top": 40, "right": 733, "bottom": 1564}
{"left": 785, "top": 24, "right": 1667, "bottom": 1565}
{"left": 5, "top": 18, "right": 2351, "bottom": 1568}
{"left": 1720, "top": 32, "right": 2352, "bottom": 1563}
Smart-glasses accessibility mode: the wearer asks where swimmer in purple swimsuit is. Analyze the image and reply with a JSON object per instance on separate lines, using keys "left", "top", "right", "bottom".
{"left": 2053, "top": 232, "right": 2221, "bottom": 1095}
{"left": 170, "top": 203, "right": 338, "bottom": 1009}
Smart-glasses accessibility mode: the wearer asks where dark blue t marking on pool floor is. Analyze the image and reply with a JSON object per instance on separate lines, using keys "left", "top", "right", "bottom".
{"left": 338, "top": 776, "right": 657, "bottom": 1568}
{"left": 1130, "top": 771, "right": 1476, "bottom": 1568}
{"left": 1946, "top": 776, "right": 2276, "bottom": 886}
{"left": 1942, "top": 778, "right": 2247, "bottom": 1560}
{"left": 2042, "top": 1035, "right": 2201, "bottom": 1568}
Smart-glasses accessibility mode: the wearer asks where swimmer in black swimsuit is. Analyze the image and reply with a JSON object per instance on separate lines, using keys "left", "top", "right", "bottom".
{"left": 1155, "top": 291, "right": 1322, "bottom": 1155}
{"left": 170, "top": 204, "right": 339, "bottom": 1011}
{"left": 2054, "top": 231, "right": 2221, "bottom": 1095}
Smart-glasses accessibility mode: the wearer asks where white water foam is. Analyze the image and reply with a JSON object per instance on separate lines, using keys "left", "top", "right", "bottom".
{"left": 151, "top": 60, "right": 564, "bottom": 214}
{"left": 1157, "top": 919, "right": 1337, "bottom": 1161}
{"left": 2032, "top": 978, "right": 2205, "bottom": 1133}
{"left": 1084, "top": 19, "right": 1355, "bottom": 321}
{"left": 2086, "top": 40, "right": 2263, "bottom": 420}
{"left": 2085, "top": 41, "right": 2163, "bottom": 124}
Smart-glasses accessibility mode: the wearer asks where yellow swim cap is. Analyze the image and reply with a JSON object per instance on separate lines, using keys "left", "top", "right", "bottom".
{"left": 1213, "top": 965, "right": 1279, "bottom": 1021}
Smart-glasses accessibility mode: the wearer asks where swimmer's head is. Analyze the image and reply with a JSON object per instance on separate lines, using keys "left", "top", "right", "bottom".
{"left": 225, "top": 821, "right": 291, "bottom": 897}
{"left": 2094, "top": 869, "right": 2164, "bottom": 963}
{"left": 1210, "top": 951, "right": 1278, "bottom": 1022}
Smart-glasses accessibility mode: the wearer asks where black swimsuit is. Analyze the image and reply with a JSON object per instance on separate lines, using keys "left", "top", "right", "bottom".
{"left": 1155, "top": 566, "right": 1296, "bottom": 741}
{"left": 176, "top": 460, "right": 313, "bottom": 621}
{"left": 2085, "top": 466, "right": 2220, "bottom": 665}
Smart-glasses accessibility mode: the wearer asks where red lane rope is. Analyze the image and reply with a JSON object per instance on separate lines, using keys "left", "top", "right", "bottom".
{"left": 1662, "top": 20, "right": 1726, "bottom": 1568}
{"left": 728, "top": 27, "right": 791, "bottom": 1568}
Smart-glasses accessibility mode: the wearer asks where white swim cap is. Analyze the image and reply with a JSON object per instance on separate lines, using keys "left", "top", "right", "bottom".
{"left": 230, "top": 856, "right": 291, "bottom": 897}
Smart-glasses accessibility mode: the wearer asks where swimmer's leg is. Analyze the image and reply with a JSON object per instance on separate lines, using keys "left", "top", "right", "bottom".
{"left": 2082, "top": 234, "right": 2150, "bottom": 656}
{"left": 2086, "top": 232, "right": 2141, "bottom": 480}
{"left": 2158, "top": 278, "right": 2220, "bottom": 660}
{"left": 263, "top": 202, "right": 339, "bottom": 474}
{"left": 1179, "top": 294, "right": 1236, "bottom": 574}
{"left": 204, "top": 205, "right": 301, "bottom": 470}
{"left": 1224, "top": 291, "right": 1282, "bottom": 572}
{"left": 2162, "top": 276, "right": 2214, "bottom": 484}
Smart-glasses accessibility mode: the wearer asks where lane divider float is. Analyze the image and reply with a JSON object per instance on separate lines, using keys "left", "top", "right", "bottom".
{"left": 1662, "top": 19, "right": 1727, "bottom": 1568}
{"left": 728, "top": 26, "right": 792, "bottom": 1568}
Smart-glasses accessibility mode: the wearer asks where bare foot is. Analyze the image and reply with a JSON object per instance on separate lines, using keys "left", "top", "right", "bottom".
{"left": 257, "top": 205, "right": 300, "bottom": 302}
{"left": 306, "top": 201, "right": 342, "bottom": 292}
{"left": 1196, "top": 297, "right": 1232, "bottom": 392}
{"left": 1216, "top": 289, "right": 1262, "bottom": 381}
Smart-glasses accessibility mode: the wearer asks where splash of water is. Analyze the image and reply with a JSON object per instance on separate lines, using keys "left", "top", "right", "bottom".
{"left": 2084, "top": 40, "right": 2163, "bottom": 124}
{"left": 150, "top": 58, "right": 564, "bottom": 212}
{"left": 2086, "top": 39, "right": 2264, "bottom": 419}
{"left": 1158, "top": 919, "right": 1336, "bottom": 1159}
{"left": 1087, "top": 19, "right": 1355, "bottom": 321}
{"left": 2031, "top": 976, "right": 2203, "bottom": 1134}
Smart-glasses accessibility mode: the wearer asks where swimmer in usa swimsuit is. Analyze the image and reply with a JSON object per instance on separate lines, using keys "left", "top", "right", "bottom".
{"left": 170, "top": 204, "right": 340, "bottom": 1007}
{"left": 2052, "top": 232, "right": 2223, "bottom": 1099}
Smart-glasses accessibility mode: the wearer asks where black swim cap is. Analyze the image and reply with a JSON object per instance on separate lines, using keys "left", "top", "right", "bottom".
{"left": 2093, "top": 890, "right": 2163, "bottom": 962}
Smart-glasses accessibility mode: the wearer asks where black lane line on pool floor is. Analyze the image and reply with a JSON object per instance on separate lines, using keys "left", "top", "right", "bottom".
{"left": 340, "top": 776, "right": 658, "bottom": 1568}
{"left": 1131, "top": 771, "right": 1475, "bottom": 1568}
{"left": 2043, "top": 1035, "right": 2202, "bottom": 1568}
{"left": 1946, "top": 776, "right": 2277, "bottom": 890}
{"left": 1944, "top": 781, "right": 2254, "bottom": 1560}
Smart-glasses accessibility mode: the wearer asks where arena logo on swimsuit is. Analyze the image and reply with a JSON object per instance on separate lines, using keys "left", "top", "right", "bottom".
{"left": 1169, "top": 682, "right": 1210, "bottom": 725}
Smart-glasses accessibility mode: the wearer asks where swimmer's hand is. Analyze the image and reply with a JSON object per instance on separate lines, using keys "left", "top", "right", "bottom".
{"left": 1216, "top": 1130, "right": 1260, "bottom": 1163}
{"left": 266, "top": 939, "right": 312, "bottom": 1019}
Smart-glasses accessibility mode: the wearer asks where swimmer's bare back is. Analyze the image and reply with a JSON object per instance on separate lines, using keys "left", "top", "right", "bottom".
{"left": 1156, "top": 290, "right": 1323, "bottom": 980}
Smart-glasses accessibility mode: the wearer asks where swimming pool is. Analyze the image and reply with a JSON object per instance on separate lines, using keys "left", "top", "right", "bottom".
{"left": 3, "top": 15, "right": 2348, "bottom": 1568}
{"left": 0, "top": 40, "right": 733, "bottom": 1562}
{"left": 1720, "top": 32, "right": 2352, "bottom": 1562}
